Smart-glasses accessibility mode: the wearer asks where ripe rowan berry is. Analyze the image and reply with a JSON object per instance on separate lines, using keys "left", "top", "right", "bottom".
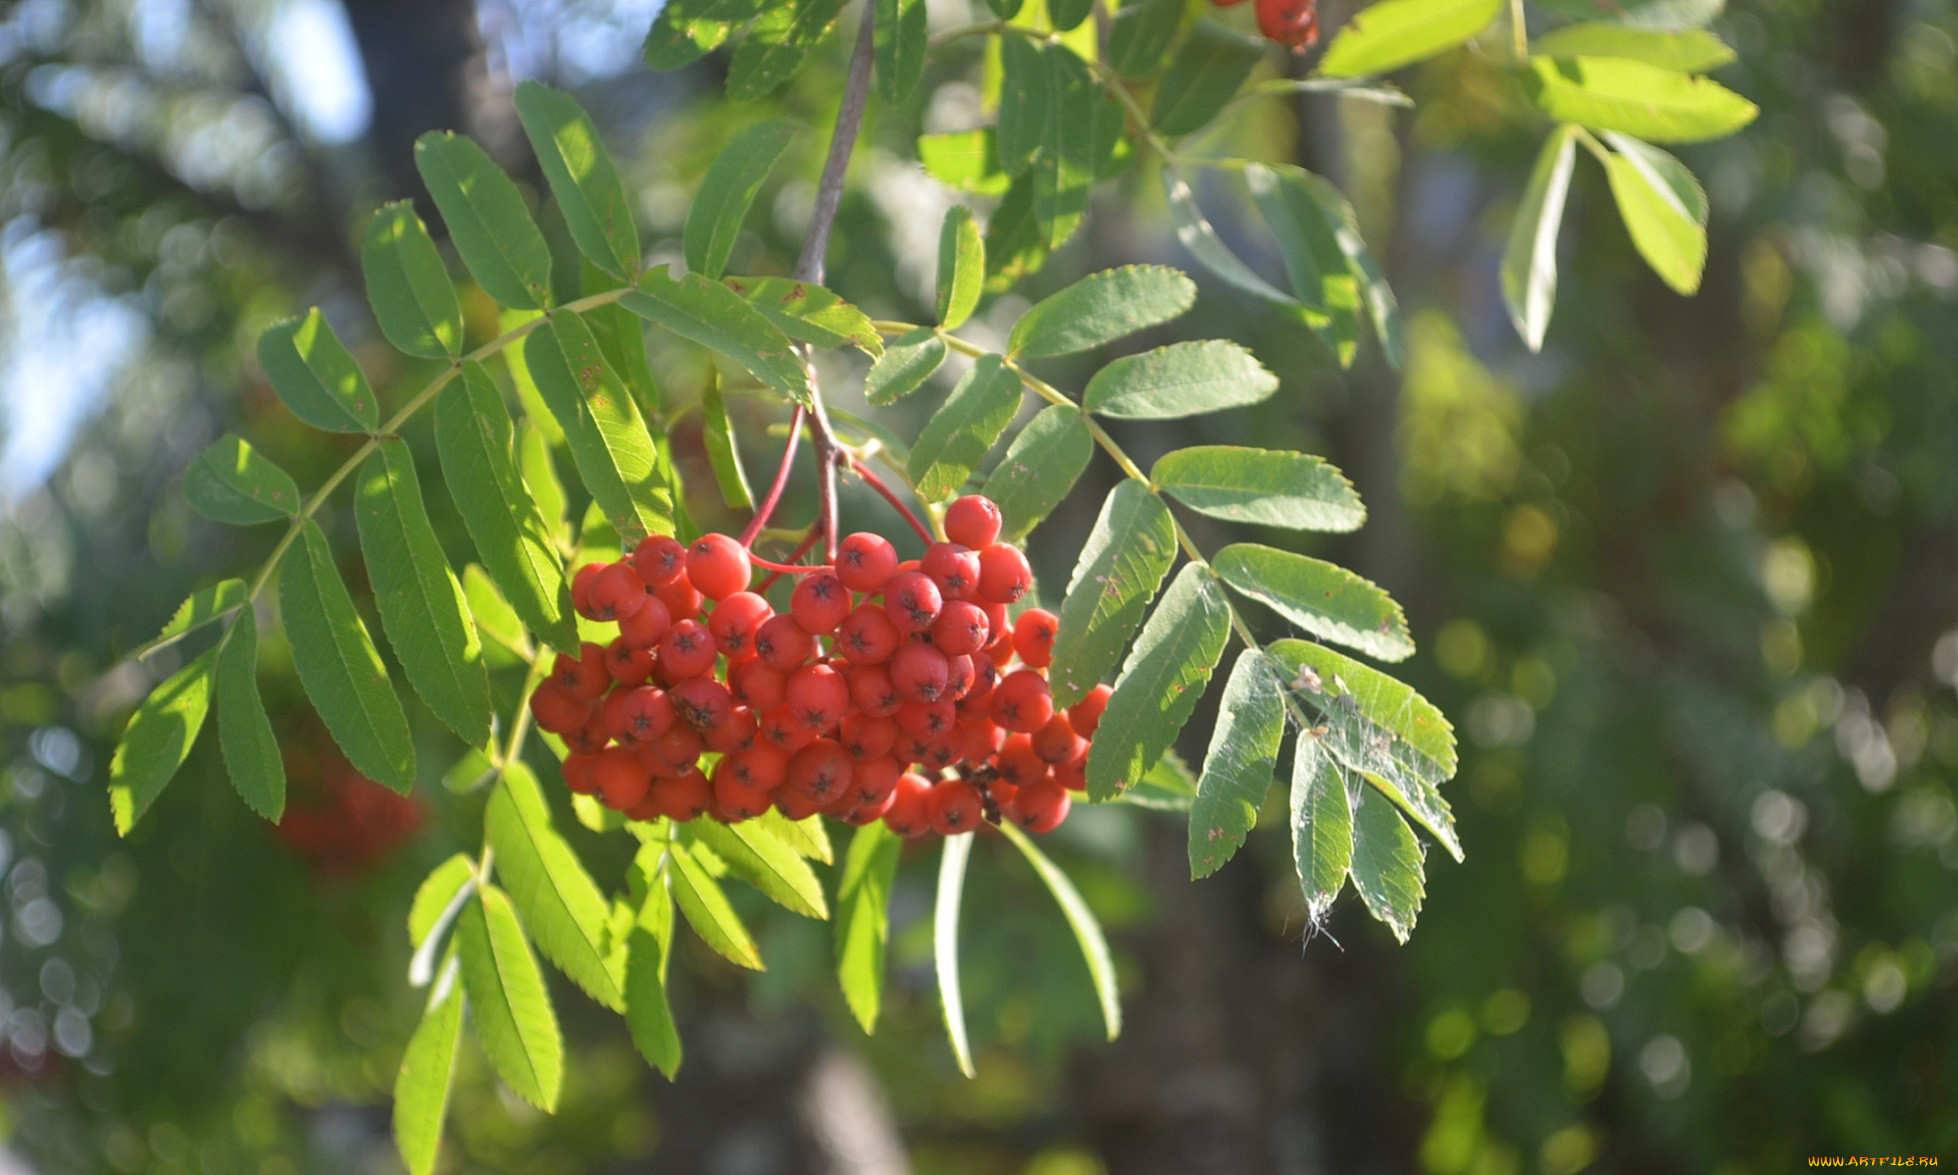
{"left": 786, "top": 662, "right": 850, "bottom": 729}
{"left": 591, "top": 747, "right": 651, "bottom": 812}
{"left": 670, "top": 675, "right": 734, "bottom": 733}
{"left": 659, "top": 618, "right": 718, "bottom": 679}
{"left": 788, "top": 738, "right": 853, "bottom": 804}
{"left": 563, "top": 716, "right": 611, "bottom": 754}
{"left": 896, "top": 697, "right": 958, "bottom": 740}
{"left": 841, "top": 712, "right": 899, "bottom": 760}
{"left": 553, "top": 641, "right": 612, "bottom": 702}
{"left": 712, "top": 763, "right": 773, "bottom": 822}
{"left": 928, "top": 779, "right": 983, "bottom": 835}
{"left": 775, "top": 787, "right": 826, "bottom": 821}
{"left": 686, "top": 533, "right": 752, "bottom": 600}
{"left": 631, "top": 534, "right": 688, "bottom": 586}
{"left": 760, "top": 704, "right": 820, "bottom": 751}
{"left": 890, "top": 641, "right": 951, "bottom": 703}
{"left": 847, "top": 663, "right": 902, "bottom": 717}
{"left": 884, "top": 773, "right": 934, "bottom": 837}
{"left": 1011, "top": 780, "right": 1072, "bottom": 833}
{"left": 976, "top": 543, "right": 1033, "bottom": 604}
{"left": 992, "top": 668, "right": 1056, "bottom": 733}
{"left": 729, "top": 657, "right": 788, "bottom": 710}
{"left": 957, "top": 658, "right": 999, "bottom": 718}
{"left": 844, "top": 782, "right": 899, "bottom": 824}
{"left": 836, "top": 603, "right": 900, "bottom": 665}
{"left": 996, "top": 733, "right": 1048, "bottom": 787}
{"left": 944, "top": 654, "right": 976, "bottom": 702}
{"left": 560, "top": 751, "right": 601, "bottom": 795}
{"left": 570, "top": 562, "right": 604, "bottom": 620}
{"left": 654, "top": 576, "right": 703, "bottom": 621}
{"left": 529, "top": 679, "right": 594, "bottom": 734}
{"left": 707, "top": 591, "right": 772, "bottom": 659}
{"left": 652, "top": 768, "right": 713, "bottom": 821}
{"left": 885, "top": 571, "right": 943, "bottom": 635}
{"left": 587, "top": 562, "right": 649, "bottom": 620}
{"left": 726, "top": 744, "right": 789, "bottom": 790}
{"left": 836, "top": 531, "right": 899, "bottom": 593}
{"left": 1052, "top": 755, "right": 1087, "bottom": 793}
{"left": 848, "top": 754, "right": 901, "bottom": 809}
{"left": 639, "top": 725, "right": 704, "bottom": 777}
{"left": 944, "top": 495, "right": 1003, "bottom": 550}
{"left": 790, "top": 571, "right": 851, "bottom": 635}
{"left": 617, "top": 595, "right": 673, "bottom": 649}
{"left": 1032, "top": 712, "right": 1086, "bottom": 764}
{"left": 615, "top": 685, "right": 676, "bottom": 742}
{"left": 754, "top": 613, "right": 815, "bottom": 672}
{"left": 605, "top": 638, "right": 656, "bottom": 686}
{"left": 1067, "top": 682, "right": 1112, "bottom": 738}
{"left": 1256, "top": 0, "right": 1319, "bottom": 49}
{"left": 1013, "top": 608, "right": 1059, "bottom": 669}
{"left": 704, "top": 705, "right": 759, "bottom": 754}
{"left": 930, "top": 600, "right": 990, "bottom": 656}
{"left": 921, "top": 542, "right": 981, "bottom": 600}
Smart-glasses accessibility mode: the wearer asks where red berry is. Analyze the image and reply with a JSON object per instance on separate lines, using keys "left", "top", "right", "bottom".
{"left": 670, "top": 676, "right": 733, "bottom": 732}
{"left": 845, "top": 776, "right": 900, "bottom": 823}
{"left": 775, "top": 787, "right": 826, "bottom": 822}
{"left": 896, "top": 698, "right": 958, "bottom": 741}
{"left": 976, "top": 543, "right": 1033, "bottom": 604}
{"left": 883, "top": 772, "right": 935, "bottom": 837}
{"left": 587, "top": 562, "right": 649, "bottom": 621}
{"left": 529, "top": 679, "right": 594, "bottom": 734}
{"left": 1052, "top": 755, "right": 1087, "bottom": 793}
{"left": 754, "top": 613, "right": 816, "bottom": 672}
{"left": 726, "top": 744, "right": 789, "bottom": 791}
{"left": 848, "top": 663, "right": 902, "bottom": 717}
{"left": 944, "top": 654, "right": 976, "bottom": 701}
{"left": 712, "top": 761, "right": 773, "bottom": 822}
{"left": 957, "top": 658, "right": 999, "bottom": 718}
{"left": 650, "top": 769, "right": 713, "bottom": 821}
{"left": 997, "top": 734, "right": 1047, "bottom": 787}
{"left": 921, "top": 542, "right": 981, "bottom": 601}
{"left": 570, "top": 562, "right": 604, "bottom": 620}
{"left": 560, "top": 751, "right": 601, "bottom": 795}
{"left": 890, "top": 641, "right": 951, "bottom": 703}
{"left": 708, "top": 591, "right": 773, "bottom": 660}
{"left": 944, "top": 496, "right": 1003, "bottom": 550}
{"left": 760, "top": 705, "right": 820, "bottom": 752}
{"left": 837, "top": 603, "right": 900, "bottom": 665}
{"left": 686, "top": 533, "right": 752, "bottom": 600}
{"left": 1010, "top": 780, "right": 1071, "bottom": 833}
{"left": 928, "top": 779, "right": 983, "bottom": 835}
{"left": 730, "top": 657, "right": 788, "bottom": 710}
{"left": 992, "top": 669, "right": 1055, "bottom": 734}
{"left": 704, "top": 705, "right": 759, "bottom": 754}
{"left": 639, "top": 725, "right": 704, "bottom": 778}
{"left": 790, "top": 571, "right": 851, "bottom": 635}
{"left": 654, "top": 576, "right": 703, "bottom": 621}
{"left": 1032, "top": 713, "right": 1086, "bottom": 764}
{"left": 786, "top": 662, "right": 850, "bottom": 730}
{"left": 885, "top": 571, "right": 943, "bottom": 635}
{"left": 591, "top": 747, "right": 651, "bottom": 812}
{"left": 1256, "top": 0, "right": 1319, "bottom": 50}
{"left": 1068, "top": 683, "right": 1112, "bottom": 738}
{"left": 837, "top": 532, "right": 899, "bottom": 594}
{"left": 841, "top": 713, "right": 899, "bottom": 760}
{"left": 930, "top": 601, "right": 990, "bottom": 656}
{"left": 606, "top": 637, "right": 656, "bottom": 686}
{"left": 1013, "top": 608, "right": 1059, "bottom": 669}
{"left": 788, "top": 738, "right": 853, "bottom": 804}
{"left": 563, "top": 715, "right": 611, "bottom": 755}
{"left": 659, "top": 619, "right": 718, "bottom": 680}
{"left": 631, "top": 535, "right": 688, "bottom": 586}
{"left": 848, "top": 754, "right": 902, "bottom": 809}
{"left": 552, "top": 642, "right": 613, "bottom": 702}
{"left": 950, "top": 718, "right": 1003, "bottom": 765}
{"left": 617, "top": 596, "right": 673, "bottom": 649}
{"left": 616, "top": 685, "right": 677, "bottom": 742}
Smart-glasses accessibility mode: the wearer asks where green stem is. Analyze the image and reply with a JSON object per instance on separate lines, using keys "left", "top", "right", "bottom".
{"left": 1510, "top": 0, "right": 1529, "bottom": 60}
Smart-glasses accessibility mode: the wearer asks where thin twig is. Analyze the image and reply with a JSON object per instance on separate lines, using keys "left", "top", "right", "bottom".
{"left": 846, "top": 455, "right": 933, "bottom": 545}
{"left": 738, "top": 404, "right": 806, "bottom": 547}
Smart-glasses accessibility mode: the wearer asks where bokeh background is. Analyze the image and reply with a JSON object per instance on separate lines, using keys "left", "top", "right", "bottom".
{"left": 1, "top": 0, "right": 1954, "bottom": 1171}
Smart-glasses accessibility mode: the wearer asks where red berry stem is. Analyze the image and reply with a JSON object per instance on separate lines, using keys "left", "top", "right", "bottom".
{"left": 847, "top": 455, "right": 933, "bottom": 545}
{"left": 757, "top": 524, "right": 824, "bottom": 592}
{"left": 748, "top": 550, "right": 829, "bottom": 575}
{"left": 738, "top": 404, "right": 806, "bottom": 549}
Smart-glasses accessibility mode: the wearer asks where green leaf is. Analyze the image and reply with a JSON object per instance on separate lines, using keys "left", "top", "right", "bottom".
{"left": 414, "top": 132, "right": 553, "bottom": 310}
{"left": 667, "top": 840, "right": 764, "bottom": 969}
{"left": 934, "top": 832, "right": 976, "bottom": 1078}
{"left": 1085, "top": 563, "right": 1231, "bottom": 800}
{"left": 643, "top": 0, "right": 763, "bottom": 70}
{"left": 1349, "top": 781, "right": 1424, "bottom": 942}
{"left": 1531, "top": 22, "right": 1734, "bottom": 70}
{"left": 362, "top": 201, "right": 462, "bottom": 360}
{"left": 1533, "top": 0, "right": 1725, "bottom": 27}
{"left": 936, "top": 206, "right": 985, "bottom": 330}
{"left": 443, "top": 746, "right": 499, "bottom": 795}
{"left": 688, "top": 816, "right": 829, "bottom": 920}
{"left": 1189, "top": 649, "right": 1285, "bottom": 879}
{"left": 1603, "top": 132, "right": 1708, "bottom": 223}
{"left": 700, "top": 372, "right": 753, "bottom": 511}
{"left": 1030, "top": 45, "right": 1107, "bottom": 251}
{"left": 758, "top": 809, "right": 833, "bottom": 863}
{"left": 1501, "top": 125, "right": 1580, "bottom": 352}
{"left": 1164, "top": 172, "right": 1298, "bottom": 308}
{"left": 875, "top": 0, "right": 928, "bottom": 104}
{"left": 998, "top": 822, "right": 1121, "bottom": 1040}
{"left": 456, "top": 886, "right": 564, "bottom": 1109}
{"left": 583, "top": 274, "right": 666, "bottom": 414}
{"left": 1050, "top": 482, "right": 1178, "bottom": 709}
{"left": 1152, "top": 20, "right": 1264, "bottom": 137}
{"left": 685, "top": 120, "right": 795, "bottom": 280}
{"left": 624, "top": 266, "right": 811, "bottom": 406}
{"left": 1084, "top": 340, "right": 1277, "bottom": 420}
{"left": 393, "top": 959, "right": 463, "bottom": 1175}
{"left": 727, "top": 0, "right": 844, "bottom": 101}
{"left": 514, "top": 82, "right": 640, "bottom": 279}
{"left": 184, "top": 434, "right": 301, "bottom": 525}
{"left": 436, "top": 365, "right": 577, "bottom": 656}
{"left": 1603, "top": 144, "right": 1708, "bottom": 294}
{"left": 865, "top": 327, "right": 948, "bottom": 406}
{"left": 1213, "top": 543, "right": 1413, "bottom": 662}
{"left": 1108, "top": 0, "right": 1184, "bottom": 77}
{"left": 1048, "top": 0, "right": 1093, "bottom": 30}
{"left": 1318, "top": 0, "right": 1504, "bottom": 77}
{"left": 355, "top": 439, "right": 493, "bottom": 746}
{"left": 257, "top": 309, "right": 379, "bottom": 433}
{"left": 1267, "top": 638, "right": 1461, "bottom": 860}
{"left": 984, "top": 174, "right": 1050, "bottom": 291}
{"left": 1008, "top": 265, "right": 1198, "bottom": 359}
{"left": 986, "top": 0, "right": 1025, "bottom": 17}
{"left": 1522, "top": 57, "right": 1759, "bottom": 143}
{"left": 136, "top": 579, "right": 246, "bottom": 660}
{"left": 280, "top": 519, "right": 415, "bottom": 792}
{"left": 1285, "top": 169, "right": 1404, "bottom": 366}
{"left": 486, "top": 761, "right": 627, "bottom": 1009}
{"left": 1123, "top": 749, "right": 1199, "bottom": 811}
{"left": 1152, "top": 446, "right": 1364, "bottom": 532}
{"left": 525, "top": 312, "right": 674, "bottom": 544}
{"left": 908, "top": 353, "right": 1024, "bottom": 502}
{"left": 213, "top": 617, "right": 284, "bottom": 821}
{"left": 409, "top": 854, "right": 476, "bottom": 947}
{"left": 517, "top": 418, "right": 570, "bottom": 544}
{"left": 625, "top": 853, "right": 682, "bottom": 1076}
{"left": 502, "top": 311, "right": 563, "bottom": 446}
{"left": 996, "top": 35, "right": 1050, "bottom": 176}
{"left": 918, "top": 130, "right": 1012, "bottom": 196}
{"left": 1244, "top": 163, "right": 1364, "bottom": 365}
{"left": 980, "top": 403, "right": 1092, "bottom": 540}
{"left": 1291, "top": 734, "right": 1353, "bottom": 925}
{"left": 723, "top": 275, "right": 882, "bottom": 355}
{"left": 108, "top": 645, "right": 217, "bottom": 834}
{"left": 835, "top": 821, "right": 902, "bottom": 1033}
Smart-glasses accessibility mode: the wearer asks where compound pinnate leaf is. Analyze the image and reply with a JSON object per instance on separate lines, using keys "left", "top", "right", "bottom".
{"left": 689, "top": 817, "right": 828, "bottom": 920}
{"left": 727, "top": 0, "right": 844, "bottom": 101}
{"left": 258, "top": 309, "right": 379, "bottom": 433}
{"left": 865, "top": 327, "right": 947, "bottom": 406}
{"left": 908, "top": 353, "right": 1023, "bottom": 502}
{"left": 109, "top": 644, "right": 217, "bottom": 835}
{"left": 1531, "top": 23, "right": 1735, "bottom": 71}
{"left": 999, "top": 823, "right": 1121, "bottom": 1041}
{"left": 1165, "top": 172, "right": 1299, "bottom": 308}
{"left": 1244, "top": 163, "right": 1364, "bottom": 364}
{"left": 874, "top": 0, "right": 928, "bottom": 104}
{"left": 487, "top": 762, "right": 626, "bottom": 1009}
{"left": 1108, "top": 0, "right": 1183, "bottom": 77}
{"left": 1291, "top": 734, "right": 1353, "bottom": 926}
{"left": 1285, "top": 170, "right": 1404, "bottom": 367}
{"left": 139, "top": 579, "right": 247, "bottom": 659}
{"left": 1603, "top": 132, "right": 1708, "bottom": 224}
{"left": 723, "top": 275, "right": 881, "bottom": 356}
{"left": 355, "top": 439, "right": 493, "bottom": 747}
{"left": 525, "top": 312, "right": 673, "bottom": 544}
{"left": 1152, "top": 446, "right": 1364, "bottom": 532}
{"left": 759, "top": 809, "right": 833, "bottom": 863}
{"left": 1048, "top": 0, "right": 1093, "bottom": 30}
{"left": 918, "top": 130, "right": 1011, "bottom": 196}
{"left": 1213, "top": 543, "right": 1414, "bottom": 662}
{"left": 1031, "top": 44, "right": 1106, "bottom": 251}
{"left": 435, "top": 363, "right": 577, "bottom": 655}
{"left": 996, "top": 35, "right": 1050, "bottom": 176}
{"left": 934, "top": 832, "right": 976, "bottom": 1078}
{"left": 409, "top": 854, "right": 476, "bottom": 948}
{"left": 643, "top": 0, "right": 762, "bottom": 70}
{"left": 457, "top": 885, "right": 564, "bottom": 1109}
{"left": 280, "top": 519, "right": 415, "bottom": 793}
{"left": 625, "top": 857, "right": 681, "bottom": 1076}
{"left": 1008, "top": 265, "right": 1198, "bottom": 360}
{"left": 1189, "top": 649, "right": 1285, "bottom": 880}
{"left": 980, "top": 404, "right": 1092, "bottom": 540}
{"left": 1084, "top": 339, "right": 1278, "bottom": 420}
{"left": 414, "top": 132, "right": 553, "bottom": 310}
{"left": 1050, "top": 481, "right": 1178, "bottom": 710}
{"left": 667, "top": 840, "right": 763, "bottom": 970}
{"left": 1086, "top": 563, "right": 1231, "bottom": 800}
{"left": 515, "top": 82, "right": 640, "bottom": 279}
{"left": 1349, "top": 782, "right": 1424, "bottom": 942}
{"left": 624, "top": 266, "right": 811, "bottom": 406}
{"left": 936, "top": 206, "right": 985, "bottom": 331}
{"left": 1152, "top": 20, "right": 1265, "bottom": 137}
{"left": 214, "top": 617, "right": 284, "bottom": 821}
{"left": 185, "top": 434, "right": 301, "bottom": 525}
{"left": 1603, "top": 148, "right": 1708, "bottom": 294}
{"left": 362, "top": 201, "right": 462, "bottom": 359}
{"left": 393, "top": 960, "right": 463, "bottom": 1175}
{"left": 685, "top": 120, "right": 795, "bottom": 280}
{"left": 1318, "top": 0, "right": 1504, "bottom": 78}
{"left": 1501, "top": 125, "right": 1580, "bottom": 352}
{"left": 1522, "top": 57, "right": 1758, "bottom": 143}
{"left": 701, "top": 372, "right": 753, "bottom": 510}
{"left": 835, "top": 821, "right": 902, "bottom": 1033}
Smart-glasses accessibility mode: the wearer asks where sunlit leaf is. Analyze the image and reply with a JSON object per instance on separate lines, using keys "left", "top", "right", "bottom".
{"left": 1083, "top": 340, "right": 1278, "bottom": 420}
{"left": 1349, "top": 781, "right": 1424, "bottom": 942}
{"left": 1189, "top": 648, "right": 1285, "bottom": 879}
{"left": 108, "top": 645, "right": 217, "bottom": 835}
{"left": 456, "top": 886, "right": 564, "bottom": 1109}
{"left": 1151, "top": 446, "right": 1364, "bottom": 532}
{"left": 515, "top": 82, "right": 640, "bottom": 279}
{"left": 1291, "top": 734, "right": 1353, "bottom": 925}
{"left": 624, "top": 266, "right": 812, "bottom": 406}
{"left": 524, "top": 311, "right": 674, "bottom": 544}
{"left": 667, "top": 840, "right": 764, "bottom": 969}
{"left": 1152, "top": 20, "right": 1264, "bottom": 137}
{"left": 1522, "top": 56, "right": 1758, "bottom": 143}
{"left": 834, "top": 821, "right": 902, "bottom": 1032}
{"left": 185, "top": 434, "right": 301, "bottom": 525}
{"left": 1531, "top": 22, "right": 1735, "bottom": 71}
{"left": 257, "top": 309, "right": 379, "bottom": 433}
{"left": 1213, "top": 543, "right": 1413, "bottom": 662}
{"left": 414, "top": 132, "right": 554, "bottom": 310}
{"left": 980, "top": 404, "right": 1092, "bottom": 540}
{"left": 723, "top": 275, "right": 882, "bottom": 355}
{"left": 865, "top": 327, "right": 948, "bottom": 406}
{"left": 936, "top": 206, "right": 985, "bottom": 331}
{"left": 875, "top": 0, "right": 929, "bottom": 104}
{"left": 1603, "top": 145, "right": 1708, "bottom": 294}
{"left": 486, "top": 761, "right": 626, "bottom": 1009}
{"left": 685, "top": 120, "right": 795, "bottom": 280}
{"left": 1501, "top": 125, "right": 1579, "bottom": 352}
{"left": 214, "top": 617, "right": 284, "bottom": 821}
{"left": 688, "top": 816, "right": 828, "bottom": 920}
{"left": 362, "top": 201, "right": 462, "bottom": 359}
{"left": 1050, "top": 481, "right": 1178, "bottom": 710}
{"left": 908, "top": 353, "right": 1023, "bottom": 502}
{"left": 1008, "top": 265, "right": 1197, "bottom": 360}
{"left": 1317, "top": 0, "right": 1503, "bottom": 77}
{"left": 1085, "top": 563, "right": 1231, "bottom": 800}
{"left": 392, "top": 956, "right": 463, "bottom": 1175}
{"left": 934, "top": 832, "right": 976, "bottom": 1078}
{"left": 727, "top": 0, "right": 844, "bottom": 101}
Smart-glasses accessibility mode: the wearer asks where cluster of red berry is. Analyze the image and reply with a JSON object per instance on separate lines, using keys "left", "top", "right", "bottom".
{"left": 528, "top": 495, "right": 1110, "bottom": 838}
{"left": 1217, "top": 0, "right": 1320, "bottom": 51}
